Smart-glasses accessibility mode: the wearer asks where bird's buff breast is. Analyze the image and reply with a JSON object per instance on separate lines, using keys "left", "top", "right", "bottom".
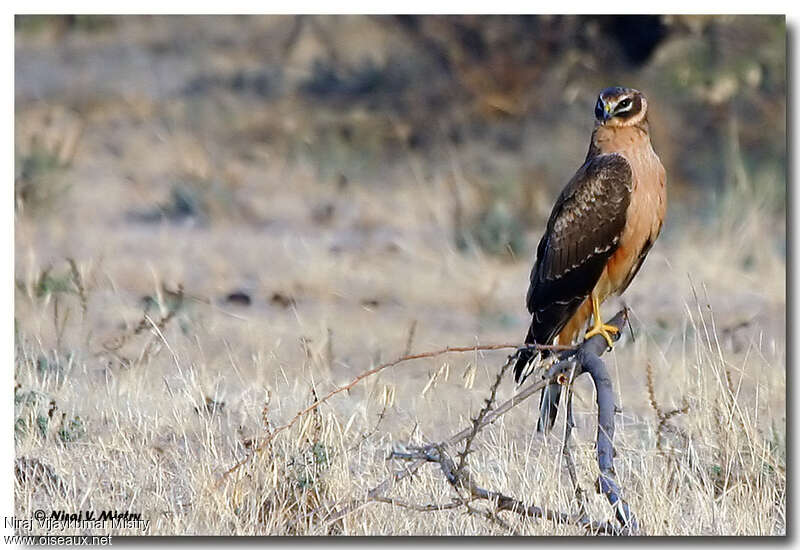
{"left": 597, "top": 144, "right": 666, "bottom": 300}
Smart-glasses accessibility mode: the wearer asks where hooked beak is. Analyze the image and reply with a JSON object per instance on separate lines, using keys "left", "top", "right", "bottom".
{"left": 602, "top": 102, "right": 614, "bottom": 123}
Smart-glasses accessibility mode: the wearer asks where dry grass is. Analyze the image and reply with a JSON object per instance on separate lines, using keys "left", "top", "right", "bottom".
{"left": 12, "top": 166, "right": 786, "bottom": 535}
{"left": 14, "top": 16, "right": 784, "bottom": 536}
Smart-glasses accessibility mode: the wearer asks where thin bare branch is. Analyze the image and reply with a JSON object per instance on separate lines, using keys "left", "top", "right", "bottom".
{"left": 457, "top": 353, "right": 514, "bottom": 476}
{"left": 217, "top": 340, "right": 572, "bottom": 486}
{"left": 562, "top": 385, "right": 588, "bottom": 518}
{"left": 370, "top": 496, "right": 462, "bottom": 512}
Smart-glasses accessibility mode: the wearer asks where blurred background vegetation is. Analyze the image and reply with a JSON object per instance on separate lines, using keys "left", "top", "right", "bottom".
{"left": 15, "top": 15, "right": 785, "bottom": 259}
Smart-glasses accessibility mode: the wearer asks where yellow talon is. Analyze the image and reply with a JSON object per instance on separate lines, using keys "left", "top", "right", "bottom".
{"left": 584, "top": 292, "right": 619, "bottom": 349}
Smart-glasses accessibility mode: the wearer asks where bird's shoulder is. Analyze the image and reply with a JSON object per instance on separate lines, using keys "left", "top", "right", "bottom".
{"left": 559, "top": 153, "right": 633, "bottom": 203}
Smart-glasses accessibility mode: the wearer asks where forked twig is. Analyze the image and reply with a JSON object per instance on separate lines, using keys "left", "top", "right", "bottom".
{"left": 385, "top": 441, "right": 624, "bottom": 535}
{"left": 325, "top": 310, "right": 638, "bottom": 535}
{"left": 223, "top": 305, "right": 637, "bottom": 535}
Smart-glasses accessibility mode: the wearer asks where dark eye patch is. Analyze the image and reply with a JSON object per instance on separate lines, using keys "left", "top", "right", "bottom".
{"left": 618, "top": 98, "right": 632, "bottom": 109}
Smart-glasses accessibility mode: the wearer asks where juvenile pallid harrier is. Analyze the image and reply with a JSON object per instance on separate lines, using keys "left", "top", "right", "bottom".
{"left": 514, "top": 86, "right": 666, "bottom": 433}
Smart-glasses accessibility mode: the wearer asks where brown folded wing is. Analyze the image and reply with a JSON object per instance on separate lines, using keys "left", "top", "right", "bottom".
{"left": 517, "top": 153, "right": 632, "bottom": 379}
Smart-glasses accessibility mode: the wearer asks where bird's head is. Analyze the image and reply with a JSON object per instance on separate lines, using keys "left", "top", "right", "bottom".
{"left": 594, "top": 87, "right": 647, "bottom": 127}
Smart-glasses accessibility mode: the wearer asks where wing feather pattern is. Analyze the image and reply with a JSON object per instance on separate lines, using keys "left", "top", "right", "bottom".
{"left": 514, "top": 153, "right": 632, "bottom": 383}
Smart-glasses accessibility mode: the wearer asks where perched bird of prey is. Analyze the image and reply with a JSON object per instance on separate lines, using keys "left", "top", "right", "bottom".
{"left": 514, "top": 86, "right": 666, "bottom": 432}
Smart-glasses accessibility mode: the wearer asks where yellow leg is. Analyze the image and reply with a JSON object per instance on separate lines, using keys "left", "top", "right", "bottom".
{"left": 584, "top": 292, "right": 619, "bottom": 349}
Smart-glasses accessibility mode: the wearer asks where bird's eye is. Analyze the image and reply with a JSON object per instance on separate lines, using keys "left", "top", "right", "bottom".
{"left": 595, "top": 98, "right": 604, "bottom": 120}
{"left": 616, "top": 98, "right": 633, "bottom": 111}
